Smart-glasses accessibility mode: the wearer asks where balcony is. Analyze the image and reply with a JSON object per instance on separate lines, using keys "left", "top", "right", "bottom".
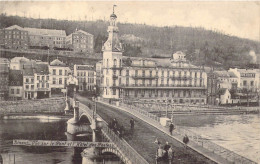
{"left": 111, "top": 65, "right": 123, "bottom": 70}
{"left": 171, "top": 76, "right": 191, "bottom": 80}
{"left": 132, "top": 75, "right": 158, "bottom": 79}
{"left": 120, "top": 84, "right": 206, "bottom": 89}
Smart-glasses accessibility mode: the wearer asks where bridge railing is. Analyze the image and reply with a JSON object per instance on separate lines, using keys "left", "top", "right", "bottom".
{"left": 120, "top": 103, "right": 160, "bottom": 122}
{"left": 118, "top": 102, "right": 256, "bottom": 164}
{"left": 175, "top": 127, "right": 256, "bottom": 164}
{"left": 101, "top": 124, "right": 149, "bottom": 164}
{"left": 77, "top": 101, "right": 149, "bottom": 164}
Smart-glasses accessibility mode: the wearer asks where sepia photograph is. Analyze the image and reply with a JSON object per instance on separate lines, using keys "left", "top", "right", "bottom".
{"left": 0, "top": 1, "right": 259, "bottom": 164}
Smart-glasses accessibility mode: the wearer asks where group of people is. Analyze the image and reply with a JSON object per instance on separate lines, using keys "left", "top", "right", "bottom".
{"left": 156, "top": 141, "right": 175, "bottom": 164}
{"left": 109, "top": 118, "right": 136, "bottom": 138}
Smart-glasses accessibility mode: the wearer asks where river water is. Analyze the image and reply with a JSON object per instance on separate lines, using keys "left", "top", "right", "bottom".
{"left": 0, "top": 116, "right": 120, "bottom": 164}
{"left": 174, "top": 114, "right": 260, "bottom": 163}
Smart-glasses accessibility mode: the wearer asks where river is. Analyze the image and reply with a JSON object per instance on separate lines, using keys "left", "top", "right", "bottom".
{"left": 0, "top": 116, "right": 120, "bottom": 164}
{"left": 174, "top": 114, "right": 260, "bottom": 163}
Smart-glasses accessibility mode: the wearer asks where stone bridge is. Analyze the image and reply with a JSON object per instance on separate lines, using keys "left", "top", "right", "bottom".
{"left": 66, "top": 98, "right": 148, "bottom": 164}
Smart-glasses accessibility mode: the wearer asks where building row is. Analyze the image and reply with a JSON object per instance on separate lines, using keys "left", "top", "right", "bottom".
{"left": 95, "top": 11, "right": 260, "bottom": 106}
{"left": 0, "top": 57, "right": 96, "bottom": 100}
{"left": 0, "top": 25, "right": 94, "bottom": 53}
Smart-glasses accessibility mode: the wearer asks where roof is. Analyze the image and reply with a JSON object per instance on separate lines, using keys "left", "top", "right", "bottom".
{"left": 75, "top": 30, "right": 93, "bottom": 36}
{"left": 122, "top": 56, "right": 199, "bottom": 69}
{"left": 9, "top": 70, "right": 23, "bottom": 86}
{"left": 24, "top": 27, "right": 66, "bottom": 37}
{"left": 11, "top": 57, "right": 30, "bottom": 63}
{"left": 215, "top": 71, "right": 230, "bottom": 78}
{"left": 50, "top": 59, "right": 66, "bottom": 66}
{"left": 35, "top": 64, "right": 49, "bottom": 74}
{"left": 228, "top": 71, "right": 238, "bottom": 78}
{"left": 5, "top": 25, "right": 26, "bottom": 31}
{"left": 75, "top": 65, "right": 94, "bottom": 71}
{"left": 23, "top": 68, "right": 35, "bottom": 76}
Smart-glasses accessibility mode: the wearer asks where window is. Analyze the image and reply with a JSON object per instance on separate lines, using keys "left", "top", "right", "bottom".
{"left": 113, "top": 59, "right": 117, "bottom": 67}
{"left": 37, "top": 83, "right": 40, "bottom": 88}
{"left": 59, "top": 70, "right": 62, "bottom": 75}
{"left": 42, "top": 76, "right": 45, "bottom": 80}
{"left": 37, "top": 76, "right": 40, "bottom": 80}
{"left": 160, "top": 90, "right": 163, "bottom": 97}
{"left": 26, "top": 78, "right": 29, "bottom": 83}
{"left": 31, "top": 85, "right": 34, "bottom": 90}
{"left": 142, "top": 79, "right": 145, "bottom": 85}
{"left": 31, "top": 79, "right": 34, "bottom": 83}
{"left": 46, "top": 83, "right": 49, "bottom": 88}
{"left": 53, "top": 78, "right": 56, "bottom": 84}
{"left": 46, "top": 76, "right": 49, "bottom": 81}
{"left": 42, "top": 83, "right": 44, "bottom": 88}
{"left": 142, "top": 70, "right": 145, "bottom": 77}
{"left": 126, "top": 70, "right": 129, "bottom": 76}
{"left": 167, "top": 71, "right": 169, "bottom": 77}
{"left": 150, "top": 70, "right": 152, "bottom": 77}
{"left": 195, "top": 72, "right": 197, "bottom": 78}
{"left": 59, "top": 78, "right": 62, "bottom": 84}
{"left": 135, "top": 70, "right": 138, "bottom": 77}
{"left": 26, "top": 85, "right": 29, "bottom": 89}
{"left": 251, "top": 81, "right": 254, "bottom": 86}
{"left": 65, "top": 70, "right": 67, "bottom": 76}
{"left": 113, "top": 89, "right": 116, "bottom": 95}
{"left": 126, "top": 77, "right": 129, "bottom": 86}
{"left": 11, "top": 89, "right": 14, "bottom": 94}
{"left": 161, "top": 70, "right": 164, "bottom": 77}
{"left": 53, "top": 69, "right": 56, "bottom": 75}
{"left": 243, "top": 80, "right": 247, "bottom": 86}
{"left": 156, "top": 71, "right": 158, "bottom": 76}
{"left": 135, "top": 80, "right": 138, "bottom": 85}
{"left": 64, "top": 78, "right": 67, "bottom": 86}
{"left": 16, "top": 89, "right": 20, "bottom": 94}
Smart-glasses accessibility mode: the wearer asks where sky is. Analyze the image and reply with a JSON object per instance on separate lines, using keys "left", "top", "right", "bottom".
{"left": 0, "top": 1, "right": 260, "bottom": 41}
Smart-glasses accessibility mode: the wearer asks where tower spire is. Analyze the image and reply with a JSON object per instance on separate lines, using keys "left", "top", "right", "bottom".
{"left": 113, "top": 5, "right": 117, "bottom": 14}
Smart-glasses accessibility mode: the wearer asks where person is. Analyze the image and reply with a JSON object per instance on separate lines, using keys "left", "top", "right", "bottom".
{"left": 130, "top": 118, "right": 135, "bottom": 130}
{"left": 169, "top": 122, "right": 174, "bottom": 135}
{"left": 183, "top": 134, "right": 189, "bottom": 149}
{"left": 163, "top": 142, "right": 171, "bottom": 160}
{"left": 156, "top": 145, "right": 166, "bottom": 163}
{"left": 88, "top": 103, "right": 92, "bottom": 110}
{"left": 168, "top": 145, "right": 174, "bottom": 164}
{"left": 112, "top": 118, "right": 118, "bottom": 129}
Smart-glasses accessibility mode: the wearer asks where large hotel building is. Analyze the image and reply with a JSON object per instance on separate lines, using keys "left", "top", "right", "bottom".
{"left": 101, "top": 12, "right": 207, "bottom": 104}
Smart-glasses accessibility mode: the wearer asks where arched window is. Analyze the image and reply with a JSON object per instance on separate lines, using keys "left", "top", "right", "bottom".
{"left": 119, "top": 59, "right": 122, "bottom": 67}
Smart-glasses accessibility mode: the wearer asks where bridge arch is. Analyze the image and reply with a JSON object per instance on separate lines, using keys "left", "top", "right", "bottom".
{"left": 78, "top": 114, "right": 91, "bottom": 124}
{"left": 102, "top": 148, "right": 128, "bottom": 164}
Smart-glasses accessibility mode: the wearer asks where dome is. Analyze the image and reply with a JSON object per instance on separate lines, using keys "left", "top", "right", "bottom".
{"left": 110, "top": 13, "right": 117, "bottom": 18}
{"left": 50, "top": 59, "right": 65, "bottom": 66}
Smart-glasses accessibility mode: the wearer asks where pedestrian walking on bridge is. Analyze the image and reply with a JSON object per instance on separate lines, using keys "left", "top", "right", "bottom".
{"left": 183, "top": 134, "right": 189, "bottom": 149}
{"left": 169, "top": 122, "right": 174, "bottom": 135}
{"left": 130, "top": 118, "right": 135, "bottom": 130}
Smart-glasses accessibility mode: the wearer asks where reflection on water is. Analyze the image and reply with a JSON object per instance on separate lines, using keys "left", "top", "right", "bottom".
{"left": 175, "top": 114, "right": 260, "bottom": 163}
{"left": 0, "top": 118, "right": 88, "bottom": 164}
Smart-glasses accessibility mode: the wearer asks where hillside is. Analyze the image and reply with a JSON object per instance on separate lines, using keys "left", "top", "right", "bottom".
{"left": 0, "top": 13, "right": 259, "bottom": 68}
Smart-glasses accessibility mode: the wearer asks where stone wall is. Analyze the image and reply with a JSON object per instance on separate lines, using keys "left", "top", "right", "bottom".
{"left": 0, "top": 97, "right": 65, "bottom": 114}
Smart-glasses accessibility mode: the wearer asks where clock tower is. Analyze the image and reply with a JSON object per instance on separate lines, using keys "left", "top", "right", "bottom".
{"left": 102, "top": 7, "right": 123, "bottom": 99}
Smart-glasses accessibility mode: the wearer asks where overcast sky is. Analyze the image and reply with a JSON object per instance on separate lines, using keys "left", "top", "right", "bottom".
{"left": 1, "top": 1, "right": 259, "bottom": 41}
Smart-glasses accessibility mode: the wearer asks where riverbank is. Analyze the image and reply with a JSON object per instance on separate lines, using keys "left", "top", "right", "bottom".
{"left": 0, "top": 97, "right": 66, "bottom": 118}
{"left": 150, "top": 108, "right": 260, "bottom": 116}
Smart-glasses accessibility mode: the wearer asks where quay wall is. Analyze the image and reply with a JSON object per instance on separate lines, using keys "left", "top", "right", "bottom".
{"left": 0, "top": 98, "right": 66, "bottom": 115}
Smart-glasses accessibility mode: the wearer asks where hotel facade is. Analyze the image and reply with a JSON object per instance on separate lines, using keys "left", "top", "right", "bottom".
{"left": 100, "top": 12, "right": 207, "bottom": 104}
